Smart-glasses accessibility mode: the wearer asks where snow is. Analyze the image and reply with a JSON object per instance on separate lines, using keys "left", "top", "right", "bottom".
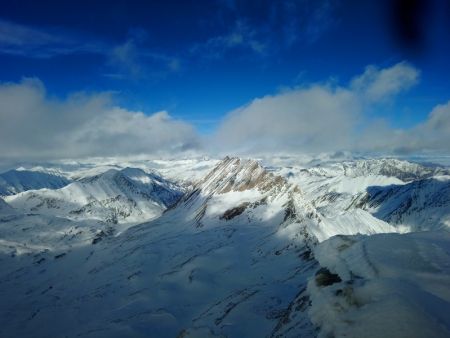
{"left": 330, "top": 175, "right": 404, "bottom": 194}
{"left": 4, "top": 167, "right": 183, "bottom": 235}
{"left": 359, "top": 176, "right": 450, "bottom": 231}
{"left": 0, "top": 168, "right": 70, "bottom": 196}
{"left": 0, "top": 156, "right": 449, "bottom": 337}
{"left": 308, "top": 231, "right": 450, "bottom": 338}
{"left": 312, "top": 209, "right": 408, "bottom": 242}
{"left": 0, "top": 186, "right": 317, "bottom": 337}
{"left": 205, "top": 189, "right": 263, "bottom": 217}
{"left": 0, "top": 197, "right": 14, "bottom": 214}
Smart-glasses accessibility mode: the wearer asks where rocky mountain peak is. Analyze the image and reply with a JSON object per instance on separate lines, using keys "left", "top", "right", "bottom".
{"left": 196, "top": 156, "right": 287, "bottom": 195}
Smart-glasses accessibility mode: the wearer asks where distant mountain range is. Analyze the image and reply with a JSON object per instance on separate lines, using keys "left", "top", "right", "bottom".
{"left": 0, "top": 168, "right": 70, "bottom": 196}
{"left": 5, "top": 167, "right": 183, "bottom": 226}
{"left": 0, "top": 156, "right": 448, "bottom": 337}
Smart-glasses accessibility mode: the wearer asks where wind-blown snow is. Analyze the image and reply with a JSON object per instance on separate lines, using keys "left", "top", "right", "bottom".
{"left": 308, "top": 231, "right": 450, "bottom": 338}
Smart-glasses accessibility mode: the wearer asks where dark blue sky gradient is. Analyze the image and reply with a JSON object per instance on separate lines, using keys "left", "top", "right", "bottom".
{"left": 0, "top": 0, "right": 449, "bottom": 133}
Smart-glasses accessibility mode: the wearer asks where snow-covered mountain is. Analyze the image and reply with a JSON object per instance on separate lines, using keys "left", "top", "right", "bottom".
{"left": 0, "top": 157, "right": 321, "bottom": 337}
{"left": 0, "top": 156, "right": 449, "bottom": 337}
{"left": 0, "top": 168, "right": 70, "bottom": 196}
{"left": 5, "top": 167, "right": 183, "bottom": 227}
{"left": 0, "top": 197, "right": 14, "bottom": 214}
{"left": 170, "top": 157, "right": 402, "bottom": 242}
{"left": 272, "top": 158, "right": 450, "bottom": 234}
{"left": 353, "top": 175, "right": 450, "bottom": 231}
{"left": 306, "top": 158, "right": 446, "bottom": 181}
{"left": 172, "top": 157, "right": 319, "bottom": 236}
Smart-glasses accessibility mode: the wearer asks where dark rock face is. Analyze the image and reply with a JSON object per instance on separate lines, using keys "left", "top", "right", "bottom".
{"left": 315, "top": 267, "right": 342, "bottom": 287}
{"left": 220, "top": 197, "right": 269, "bottom": 221}
{"left": 220, "top": 202, "right": 250, "bottom": 220}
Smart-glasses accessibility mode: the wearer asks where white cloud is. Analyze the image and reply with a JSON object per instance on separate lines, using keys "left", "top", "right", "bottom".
{"left": 70, "top": 110, "right": 200, "bottom": 156}
{"left": 351, "top": 61, "right": 420, "bottom": 102}
{"left": 0, "top": 78, "right": 200, "bottom": 159}
{"left": 356, "top": 101, "right": 450, "bottom": 155}
{"left": 215, "top": 85, "right": 360, "bottom": 153}
{"left": 389, "top": 101, "right": 450, "bottom": 153}
{"left": 419, "top": 101, "right": 450, "bottom": 140}
{"left": 1, "top": 62, "right": 448, "bottom": 160}
{"left": 213, "top": 62, "right": 437, "bottom": 155}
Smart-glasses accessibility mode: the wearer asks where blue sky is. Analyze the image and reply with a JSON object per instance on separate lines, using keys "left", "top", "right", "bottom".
{"left": 0, "top": 0, "right": 450, "bottom": 158}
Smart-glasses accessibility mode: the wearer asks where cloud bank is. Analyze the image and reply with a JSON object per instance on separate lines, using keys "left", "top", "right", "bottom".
{"left": 351, "top": 62, "right": 420, "bottom": 102}
{"left": 361, "top": 100, "right": 450, "bottom": 154}
{"left": 0, "top": 78, "right": 200, "bottom": 159}
{"left": 214, "top": 61, "right": 447, "bottom": 155}
{"left": 215, "top": 85, "right": 360, "bottom": 153}
{"left": 0, "top": 62, "right": 449, "bottom": 160}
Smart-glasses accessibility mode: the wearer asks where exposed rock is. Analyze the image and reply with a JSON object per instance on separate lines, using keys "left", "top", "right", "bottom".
{"left": 315, "top": 267, "right": 342, "bottom": 287}
{"left": 220, "top": 202, "right": 250, "bottom": 220}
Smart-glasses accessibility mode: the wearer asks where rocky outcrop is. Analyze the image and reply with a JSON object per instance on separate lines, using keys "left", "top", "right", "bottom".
{"left": 196, "top": 156, "right": 287, "bottom": 195}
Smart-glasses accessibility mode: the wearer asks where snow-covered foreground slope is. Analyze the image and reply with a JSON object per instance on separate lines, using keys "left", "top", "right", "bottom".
{"left": 308, "top": 231, "right": 450, "bottom": 338}
{"left": 0, "top": 211, "right": 316, "bottom": 337}
{"left": 0, "top": 156, "right": 449, "bottom": 337}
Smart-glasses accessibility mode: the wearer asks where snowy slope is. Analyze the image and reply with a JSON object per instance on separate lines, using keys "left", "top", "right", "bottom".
{"left": 5, "top": 167, "right": 183, "bottom": 227}
{"left": 354, "top": 175, "right": 450, "bottom": 231}
{"left": 0, "top": 168, "right": 70, "bottom": 196}
{"left": 173, "top": 156, "right": 318, "bottom": 230}
{"left": 0, "top": 156, "right": 449, "bottom": 338}
{"left": 0, "top": 197, "right": 14, "bottom": 214}
{"left": 169, "top": 157, "right": 398, "bottom": 242}
{"left": 272, "top": 158, "right": 450, "bottom": 233}
{"left": 0, "top": 157, "right": 321, "bottom": 337}
{"left": 0, "top": 213, "right": 107, "bottom": 256}
{"left": 308, "top": 231, "right": 450, "bottom": 338}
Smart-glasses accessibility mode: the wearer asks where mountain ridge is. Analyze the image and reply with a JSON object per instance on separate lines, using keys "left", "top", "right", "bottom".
{"left": 0, "top": 156, "right": 449, "bottom": 337}
{"left": 5, "top": 167, "right": 183, "bottom": 226}
{"left": 0, "top": 168, "right": 71, "bottom": 196}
